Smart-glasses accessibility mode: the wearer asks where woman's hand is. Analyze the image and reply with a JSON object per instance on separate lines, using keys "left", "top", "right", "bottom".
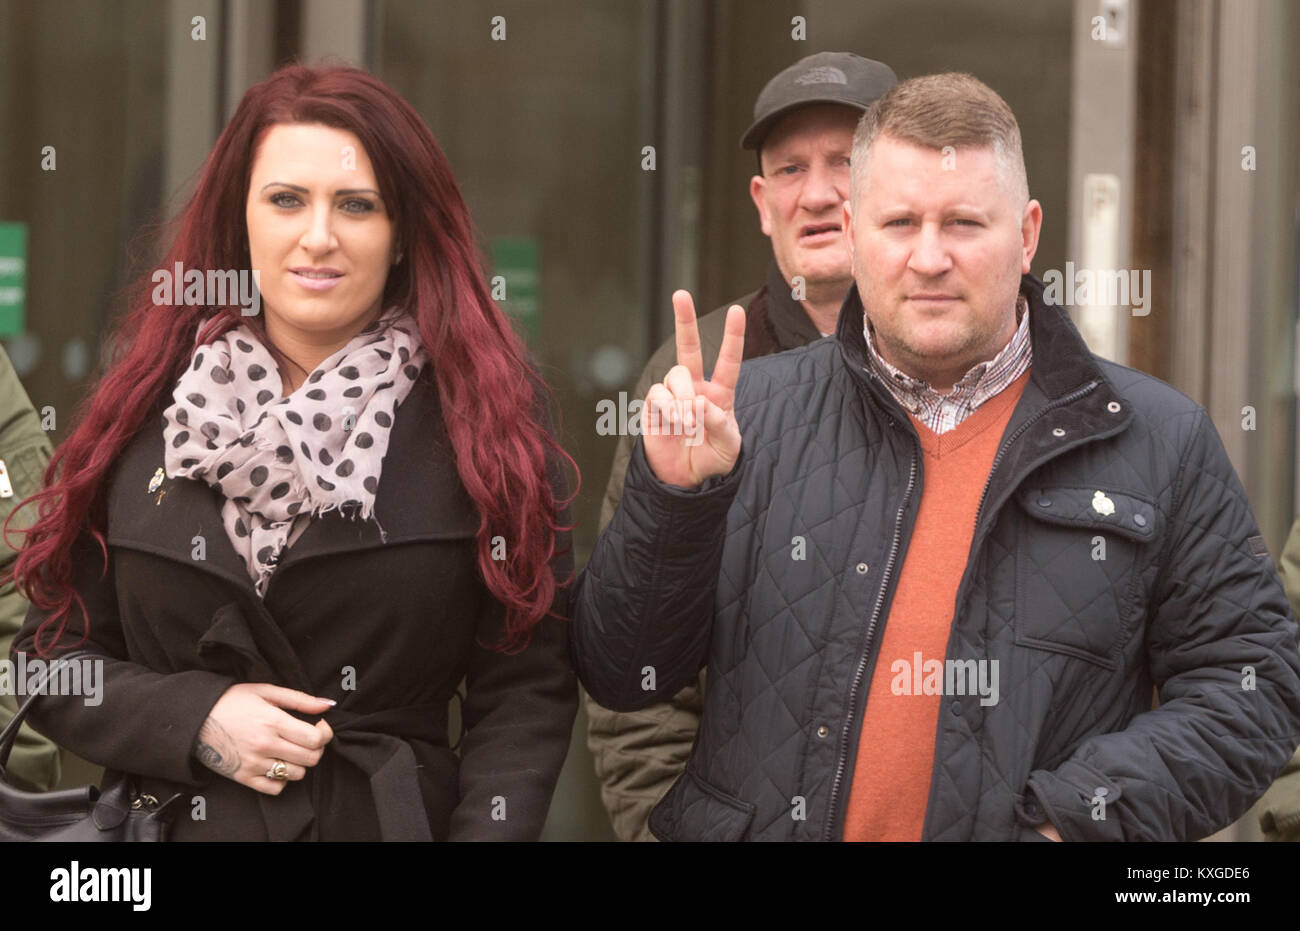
{"left": 192, "top": 683, "right": 335, "bottom": 795}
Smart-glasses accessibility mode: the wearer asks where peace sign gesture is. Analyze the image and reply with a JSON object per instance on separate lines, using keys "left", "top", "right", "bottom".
{"left": 643, "top": 291, "right": 746, "bottom": 488}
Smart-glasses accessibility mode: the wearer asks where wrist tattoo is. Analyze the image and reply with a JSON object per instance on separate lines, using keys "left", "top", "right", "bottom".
{"left": 193, "top": 717, "right": 240, "bottom": 776}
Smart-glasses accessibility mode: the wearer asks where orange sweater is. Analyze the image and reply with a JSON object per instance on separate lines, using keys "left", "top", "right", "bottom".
{"left": 842, "top": 369, "right": 1030, "bottom": 841}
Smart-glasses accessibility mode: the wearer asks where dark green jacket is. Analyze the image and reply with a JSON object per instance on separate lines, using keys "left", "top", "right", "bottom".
{"left": 1259, "top": 517, "right": 1300, "bottom": 840}
{"left": 0, "top": 345, "right": 59, "bottom": 790}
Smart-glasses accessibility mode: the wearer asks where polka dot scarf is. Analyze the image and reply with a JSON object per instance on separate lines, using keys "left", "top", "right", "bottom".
{"left": 162, "top": 310, "right": 428, "bottom": 596}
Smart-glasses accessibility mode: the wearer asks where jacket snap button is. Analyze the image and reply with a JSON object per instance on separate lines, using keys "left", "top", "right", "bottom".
{"left": 855, "top": 562, "right": 868, "bottom": 574}
{"left": 1037, "top": 496, "right": 1051, "bottom": 508}
{"left": 1051, "top": 427, "right": 1065, "bottom": 437}
{"left": 816, "top": 725, "right": 829, "bottom": 738}
{"left": 1133, "top": 513, "right": 1147, "bottom": 528}
{"left": 1107, "top": 401, "right": 1121, "bottom": 413}
{"left": 951, "top": 700, "right": 962, "bottom": 715}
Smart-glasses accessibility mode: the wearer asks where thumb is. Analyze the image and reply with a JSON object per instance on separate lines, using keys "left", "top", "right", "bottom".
{"left": 699, "top": 398, "right": 737, "bottom": 457}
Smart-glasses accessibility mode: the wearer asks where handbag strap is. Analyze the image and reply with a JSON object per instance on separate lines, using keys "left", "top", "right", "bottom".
{"left": 0, "top": 650, "right": 91, "bottom": 779}
{"left": 0, "top": 689, "right": 43, "bottom": 777}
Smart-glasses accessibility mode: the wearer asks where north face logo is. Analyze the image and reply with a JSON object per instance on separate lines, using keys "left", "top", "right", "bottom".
{"left": 795, "top": 66, "right": 848, "bottom": 86}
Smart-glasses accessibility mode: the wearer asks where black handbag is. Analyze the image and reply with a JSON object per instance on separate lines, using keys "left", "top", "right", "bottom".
{"left": 0, "top": 688, "right": 184, "bottom": 841}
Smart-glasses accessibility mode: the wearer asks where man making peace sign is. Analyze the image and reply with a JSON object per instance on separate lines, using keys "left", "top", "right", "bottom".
{"left": 572, "top": 73, "right": 1300, "bottom": 842}
{"left": 585, "top": 52, "right": 896, "bottom": 843}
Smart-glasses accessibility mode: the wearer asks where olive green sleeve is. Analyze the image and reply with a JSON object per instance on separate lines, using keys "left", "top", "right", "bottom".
{"left": 0, "top": 345, "right": 61, "bottom": 791}
{"left": 1258, "top": 518, "right": 1300, "bottom": 839}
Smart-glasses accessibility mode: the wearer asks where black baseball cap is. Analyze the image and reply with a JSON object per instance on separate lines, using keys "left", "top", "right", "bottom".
{"left": 741, "top": 52, "right": 898, "bottom": 151}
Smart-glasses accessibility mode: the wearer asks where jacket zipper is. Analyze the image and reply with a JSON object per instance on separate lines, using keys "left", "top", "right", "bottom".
{"left": 822, "top": 431, "right": 917, "bottom": 841}
{"left": 913, "top": 378, "right": 1102, "bottom": 841}
{"left": 822, "top": 378, "right": 1101, "bottom": 840}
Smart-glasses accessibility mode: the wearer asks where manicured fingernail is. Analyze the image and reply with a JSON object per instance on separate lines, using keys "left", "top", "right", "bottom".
{"left": 317, "top": 697, "right": 336, "bottom": 705}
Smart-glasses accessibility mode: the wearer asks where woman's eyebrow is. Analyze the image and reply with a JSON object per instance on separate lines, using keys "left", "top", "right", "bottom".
{"left": 259, "top": 182, "right": 382, "bottom": 197}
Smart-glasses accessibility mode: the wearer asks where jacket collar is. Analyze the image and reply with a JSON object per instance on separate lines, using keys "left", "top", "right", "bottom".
{"left": 763, "top": 260, "right": 827, "bottom": 350}
{"left": 835, "top": 272, "right": 1136, "bottom": 530}
{"left": 837, "top": 273, "right": 1122, "bottom": 419}
{"left": 107, "top": 364, "right": 478, "bottom": 599}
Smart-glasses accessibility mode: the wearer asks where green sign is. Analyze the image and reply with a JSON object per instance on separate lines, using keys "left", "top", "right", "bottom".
{"left": 490, "top": 237, "right": 540, "bottom": 348}
{"left": 0, "top": 223, "right": 26, "bottom": 336}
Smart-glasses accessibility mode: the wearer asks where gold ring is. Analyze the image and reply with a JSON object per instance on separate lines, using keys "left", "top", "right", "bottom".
{"left": 266, "top": 760, "right": 290, "bottom": 780}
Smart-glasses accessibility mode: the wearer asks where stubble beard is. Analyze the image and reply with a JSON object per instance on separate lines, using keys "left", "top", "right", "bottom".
{"left": 871, "top": 300, "right": 1009, "bottom": 389}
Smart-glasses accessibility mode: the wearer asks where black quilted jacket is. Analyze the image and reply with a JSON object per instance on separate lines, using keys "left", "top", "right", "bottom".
{"left": 573, "top": 274, "right": 1300, "bottom": 841}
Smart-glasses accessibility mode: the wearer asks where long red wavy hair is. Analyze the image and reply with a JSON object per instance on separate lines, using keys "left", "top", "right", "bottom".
{"left": 9, "top": 64, "right": 575, "bottom": 655}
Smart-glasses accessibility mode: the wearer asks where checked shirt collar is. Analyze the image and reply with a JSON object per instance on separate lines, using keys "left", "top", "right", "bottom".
{"left": 862, "top": 294, "right": 1032, "bottom": 434}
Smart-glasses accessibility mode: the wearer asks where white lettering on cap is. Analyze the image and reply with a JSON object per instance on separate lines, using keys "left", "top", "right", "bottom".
{"left": 795, "top": 66, "right": 848, "bottom": 86}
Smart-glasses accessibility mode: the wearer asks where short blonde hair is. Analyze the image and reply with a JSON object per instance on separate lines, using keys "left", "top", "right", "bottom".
{"left": 851, "top": 72, "right": 1028, "bottom": 205}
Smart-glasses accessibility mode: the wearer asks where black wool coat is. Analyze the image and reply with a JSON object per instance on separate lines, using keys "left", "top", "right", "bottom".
{"left": 13, "top": 366, "right": 577, "bottom": 840}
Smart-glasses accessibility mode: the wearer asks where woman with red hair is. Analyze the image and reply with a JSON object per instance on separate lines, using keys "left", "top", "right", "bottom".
{"left": 7, "top": 64, "right": 577, "bottom": 840}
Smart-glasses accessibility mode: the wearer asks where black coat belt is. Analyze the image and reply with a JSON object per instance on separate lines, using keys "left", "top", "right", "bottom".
{"left": 258, "top": 704, "right": 443, "bottom": 842}
{"left": 196, "top": 602, "right": 443, "bottom": 841}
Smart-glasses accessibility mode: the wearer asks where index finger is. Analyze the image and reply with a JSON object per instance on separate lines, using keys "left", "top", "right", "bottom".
{"left": 707, "top": 304, "right": 746, "bottom": 402}
{"left": 672, "top": 290, "right": 705, "bottom": 384}
{"left": 253, "top": 683, "right": 335, "bottom": 713}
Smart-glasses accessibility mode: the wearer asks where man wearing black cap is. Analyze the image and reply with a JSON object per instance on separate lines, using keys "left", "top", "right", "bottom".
{"left": 586, "top": 51, "right": 896, "bottom": 841}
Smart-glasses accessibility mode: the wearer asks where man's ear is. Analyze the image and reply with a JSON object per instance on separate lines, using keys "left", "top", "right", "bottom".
{"left": 750, "top": 174, "right": 773, "bottom": 237}
{"left": 1021, "top": 198, "right": 1043, "bottom": 274}
{"left": 843, "top": 200, "right": 856, "bottom": 276}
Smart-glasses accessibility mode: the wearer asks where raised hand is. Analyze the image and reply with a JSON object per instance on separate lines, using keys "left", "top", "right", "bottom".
{"left": 643, "top": 290, "right": 745, "bottom": 489}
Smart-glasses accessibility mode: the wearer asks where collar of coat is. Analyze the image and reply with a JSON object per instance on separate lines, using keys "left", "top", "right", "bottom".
{"left": 106, "top": 363, "right": 479, "bottom": 600}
